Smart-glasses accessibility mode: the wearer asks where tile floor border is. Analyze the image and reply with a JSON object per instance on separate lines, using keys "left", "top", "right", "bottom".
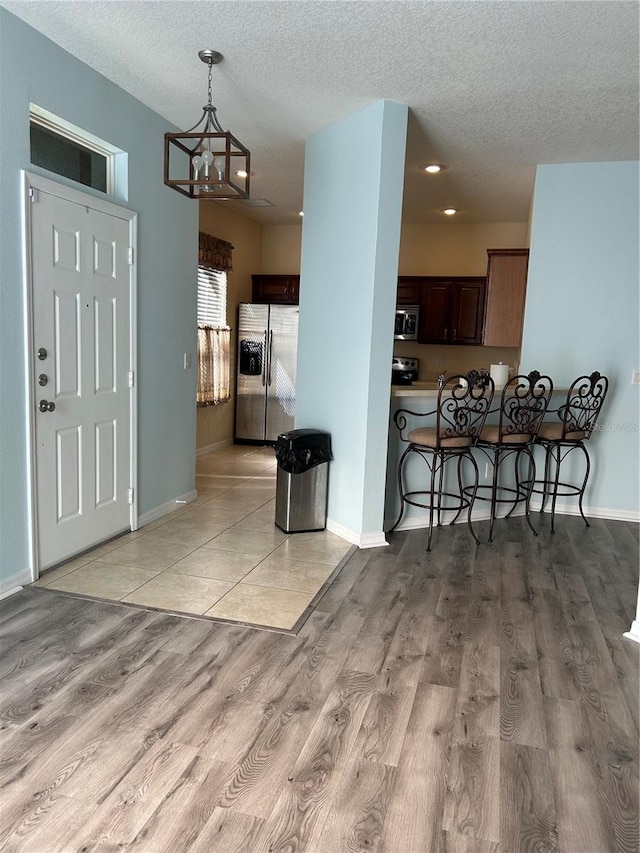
{"left": 30, "top": 445, "right": 355, "bottom": 632}
{"left": 31, "top": 545, "right": 356, "bottom": 634}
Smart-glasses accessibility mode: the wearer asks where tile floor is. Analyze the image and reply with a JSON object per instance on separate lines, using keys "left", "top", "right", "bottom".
{"left": 32, "top": 445, "right": 353, "bottom": 631}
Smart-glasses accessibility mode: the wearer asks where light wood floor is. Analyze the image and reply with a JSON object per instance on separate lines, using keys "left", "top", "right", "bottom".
{"left": 0, "top": 515, "right": 638, "bottom": 852}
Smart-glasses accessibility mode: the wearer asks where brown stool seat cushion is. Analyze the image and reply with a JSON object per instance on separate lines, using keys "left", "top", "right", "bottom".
{"left": 408, "top": 427, "right": 472, "bottom": 449}
{"left": 536, "top": 422, "right": 586, "bottom": 441}
{"left": 479, "top": 425, "right": 531, "bottom": 445}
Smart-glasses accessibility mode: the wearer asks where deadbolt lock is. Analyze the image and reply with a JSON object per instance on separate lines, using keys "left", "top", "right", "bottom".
{"left": 38, "top": 374, "right": 48, "bottom": 386}
{"left": 37, "top": 347, "right": 47, "bottom": 361}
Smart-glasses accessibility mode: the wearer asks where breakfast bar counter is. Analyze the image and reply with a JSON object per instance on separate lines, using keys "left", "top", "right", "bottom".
{"left": 391, "top": 381, "right": 569, "bottom": 398}
{"left": 391, "top": 380, "right": 442, "bottom": 397}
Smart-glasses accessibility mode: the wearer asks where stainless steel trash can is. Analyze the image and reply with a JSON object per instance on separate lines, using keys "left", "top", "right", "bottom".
{"left": 274, "top": 429, "right": 332, "bottom": 533}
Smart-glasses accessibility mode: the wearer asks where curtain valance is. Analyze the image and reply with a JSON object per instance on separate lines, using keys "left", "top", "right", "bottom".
{"left": 198, "top": 232, "right": 234, "bottom": 272}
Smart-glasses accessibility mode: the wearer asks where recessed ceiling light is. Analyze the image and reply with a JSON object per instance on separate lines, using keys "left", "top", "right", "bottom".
{"left": 443, "top": 207, "right": 458, "bottom": 216}
{"left": 298, "top": 210, "right": 304, "bottom": 217}
{"left": 423, "top": 164, "right": 443, "bottom": 173}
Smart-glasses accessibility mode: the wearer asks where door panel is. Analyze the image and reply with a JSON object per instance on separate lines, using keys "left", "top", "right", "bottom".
{"left": 94, "top": 296, "right": 117, "bottom": 393}
{"left": 265, "top": 305, "right": 298, "bottom": 441}
{"left": 56, "top": 426, "right": 82, "bottom": 522}
{"left": 451, "top": 281, "right": 486, "bottom": 344}
{"left": 54, "top": 290, "right": 81, "bottom": 397}
{"left": 95, "top": 419, "right": 117, "bottom": 507}
{"left": 420, "top": 283, "right": 450, "bottom": 343}
{"left": 31, "top": 189, "right": 131, "bottom": 570}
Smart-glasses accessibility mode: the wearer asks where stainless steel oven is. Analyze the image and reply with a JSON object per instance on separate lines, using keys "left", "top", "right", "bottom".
{"left": 394, "top": 305, "right": 420, "bottom": 340}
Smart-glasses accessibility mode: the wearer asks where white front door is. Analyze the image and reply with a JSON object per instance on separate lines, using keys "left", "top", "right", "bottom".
{"left": 28, "top": 179, "right": 134, "bottom": 570}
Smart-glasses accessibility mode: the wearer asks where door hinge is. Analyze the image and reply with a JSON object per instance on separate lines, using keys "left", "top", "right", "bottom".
{"left": 128, "top": 247, "right": 134, "bottom": 265}
{"left": 29, "top": 187, "right": 38, "bottom": 203}
{"left": 128, "top": 488, "right": 134, "bottom": 505}
{"left": 128, "top": 370, "right": 135, "bottom": 389}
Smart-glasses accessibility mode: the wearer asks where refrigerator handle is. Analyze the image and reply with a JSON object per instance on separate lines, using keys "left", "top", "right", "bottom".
{"left": 268, "top": 330, "right": 273, "bottom": 386}
{"left": 261, "top": 331, "right": 267, "bottom": 386}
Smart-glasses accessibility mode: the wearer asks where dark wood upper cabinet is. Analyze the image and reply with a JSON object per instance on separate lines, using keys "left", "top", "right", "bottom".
{"left": 398, "top": 276, "right": 486, "bottom": 345}
{"left": 252, "top": 275, "right": 300, "bottom": 304}
{"left": 450, "top": 279, "right": 486, "bottom": 344}
{"left": 421, "top": 281, "right": 451, "bottom": 343}
{"left": 397, "top": 277, "right": 422, "bottom": 305}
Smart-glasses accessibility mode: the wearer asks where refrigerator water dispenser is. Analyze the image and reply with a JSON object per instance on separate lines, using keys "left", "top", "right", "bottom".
{"left": 239, "top": 339, "right": 263, "bottom": 376}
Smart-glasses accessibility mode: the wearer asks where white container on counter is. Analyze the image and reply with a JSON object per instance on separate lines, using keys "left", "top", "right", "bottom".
{"left": 490, "top": 362, "right": 509, "bottom": 387}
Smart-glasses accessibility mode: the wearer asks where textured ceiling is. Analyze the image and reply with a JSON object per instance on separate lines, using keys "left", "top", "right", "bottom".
{"left": 2, "top": 0, "right": 638, "bottom": 225}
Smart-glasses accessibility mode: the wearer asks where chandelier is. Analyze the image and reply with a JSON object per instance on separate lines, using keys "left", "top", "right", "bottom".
{"left": 164, "top": 50, "right": 250, "bottom": 200}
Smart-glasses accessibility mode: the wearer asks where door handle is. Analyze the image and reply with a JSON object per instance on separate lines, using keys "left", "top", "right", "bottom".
{"left": 267, "top": 330, "right": 273, "bottom": 386}
{"left": 39, "top": 399, "right": 55, "bottom": 412}
{"left": 261, "top": 332, "right": 267, "bottom": 386}
{"left": 38, "top": 374, "right": 48, "bottom": 386}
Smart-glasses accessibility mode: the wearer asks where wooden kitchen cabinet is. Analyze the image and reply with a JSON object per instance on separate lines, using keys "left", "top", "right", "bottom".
{"left": 414, "top": 277, "right": 486, "bottom": 345}
{"left": 483, "top": 249, "right": 529, "bottom": 347}
{"left": 420, "top": 281, "right": 450, "bottom": 343}
{"left": 397, "top": 277, "right": 422, "bottom": 305}
{"left": 252, "top": 275, "right": 300, "bottom": 304}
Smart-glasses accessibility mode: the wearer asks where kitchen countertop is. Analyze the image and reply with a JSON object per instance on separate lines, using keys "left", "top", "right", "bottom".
{"left": 391, "top": 381, "right": 441, "bottom": 397}
{"left": 391, "top": 380, "right": 568, "bottom": 398}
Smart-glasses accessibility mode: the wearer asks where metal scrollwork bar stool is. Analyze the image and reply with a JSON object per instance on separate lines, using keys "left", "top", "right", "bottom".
{"left": 470, "top": 370, "right": 554, "bottom": 542}
{"left": 390, "top": 373, "right": 495, "bottom": 551}
{"left": 525, "top": 371, "right": 609, "bottom": 533}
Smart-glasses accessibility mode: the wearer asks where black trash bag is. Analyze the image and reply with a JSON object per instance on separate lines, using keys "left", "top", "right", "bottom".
{"left": 275, "top": 445, "right": 333, "bottom": 474}
{"left": 275, "top": 429, "right": 333, "bottom": 475}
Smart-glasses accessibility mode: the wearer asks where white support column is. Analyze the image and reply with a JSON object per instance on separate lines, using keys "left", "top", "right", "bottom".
{"left": 296, "top": 100, "right": 408, "bottom": 546}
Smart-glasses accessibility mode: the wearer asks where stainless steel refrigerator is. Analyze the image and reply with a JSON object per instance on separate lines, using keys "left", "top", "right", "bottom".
{"left": 235, "top": 303, "right": 299, "bottom": 443}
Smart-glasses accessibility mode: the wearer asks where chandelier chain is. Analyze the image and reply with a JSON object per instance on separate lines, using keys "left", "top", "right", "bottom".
{"left": 207, "top": 62, "right": 213, "bottom": 107}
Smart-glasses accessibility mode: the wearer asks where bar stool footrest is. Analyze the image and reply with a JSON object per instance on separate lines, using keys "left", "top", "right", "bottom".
{"left": 520, "top": 479, "right": 582, "bottom": 498}
{"left": 403, "top": 489, "right": 474, "bottom": 515}
{"left": 463, "top": 484, "right": 531, "bottom": 504}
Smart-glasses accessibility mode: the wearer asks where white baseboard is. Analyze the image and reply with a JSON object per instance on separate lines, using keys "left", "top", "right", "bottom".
{"left": 326, "top": 518, "right": 389, "bottom": 549}
{"left": 528, "top": 500, "right": 640, "bottom": 524}
{"left": 137, "top": 489, "right": 198, "bottom": 527}
{"left": 0, "top": 568, "right": 32, "bottom": 600}
{"left": 623, "top": 621, "right": 640, "bottom": 645}
{"left": 386, "top": 506, "right": 496, "bottom": 532}
{"left": 386, "top": 501, "right": 639, "bottom": 532}
{"left": 0, "top": 587, "right": 24, "bottom": 601}
{"left": 196, "top": 439, "right": 233, "bottom": 457}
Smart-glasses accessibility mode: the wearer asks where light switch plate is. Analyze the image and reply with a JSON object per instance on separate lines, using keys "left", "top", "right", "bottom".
{"left": 184, "top": 352, "right": 192, "bottom": 370}
{"left": 632, "top": 369, "right": 640, "bottom": 385}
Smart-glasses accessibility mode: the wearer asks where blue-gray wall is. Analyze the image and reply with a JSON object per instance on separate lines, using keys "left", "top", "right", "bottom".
{"left": 520, "top": 161, "right": 640, "bottom": 516}
{"left": 297, "top": 100, "right": 408, "bottom": 544}
{"left": 0, "top": 9, "right": 198, "bottom": 588}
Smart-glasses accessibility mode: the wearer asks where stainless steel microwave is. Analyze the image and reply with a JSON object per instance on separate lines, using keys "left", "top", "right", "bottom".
{"left": 394, "top": 305, "right": 420, "bottom": 340}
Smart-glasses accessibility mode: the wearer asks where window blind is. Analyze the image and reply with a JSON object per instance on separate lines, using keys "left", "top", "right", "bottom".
{"left": 196, "top": 266, "right": 231, "bottom": 406}
{"left": 197, "top": 267, "right": 227, "bottom": 327}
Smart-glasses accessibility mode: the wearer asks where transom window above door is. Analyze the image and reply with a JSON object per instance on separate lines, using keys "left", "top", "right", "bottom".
{"left": 29, "top": 105, "right": 123, "bottom": 196}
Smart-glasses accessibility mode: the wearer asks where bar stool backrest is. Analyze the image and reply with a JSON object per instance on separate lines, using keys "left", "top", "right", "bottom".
{"left": 557, "top": 371, "right": 609, "bottom": 440}
{"left": 435, "top": 374, "right": 495, "bottom": 447}
{"left": 497, "top": 370, "right": 554, "bottom": 441}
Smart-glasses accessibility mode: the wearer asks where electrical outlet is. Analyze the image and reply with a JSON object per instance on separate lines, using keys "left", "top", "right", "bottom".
{"left": 632, "top": 369, "right": 640, "bottom": 385}
{"left": 183, "top": 352, "right": 192, "bottom": 370}
{"left": 485, "top": 462, "right": 494, "bottom": 478}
